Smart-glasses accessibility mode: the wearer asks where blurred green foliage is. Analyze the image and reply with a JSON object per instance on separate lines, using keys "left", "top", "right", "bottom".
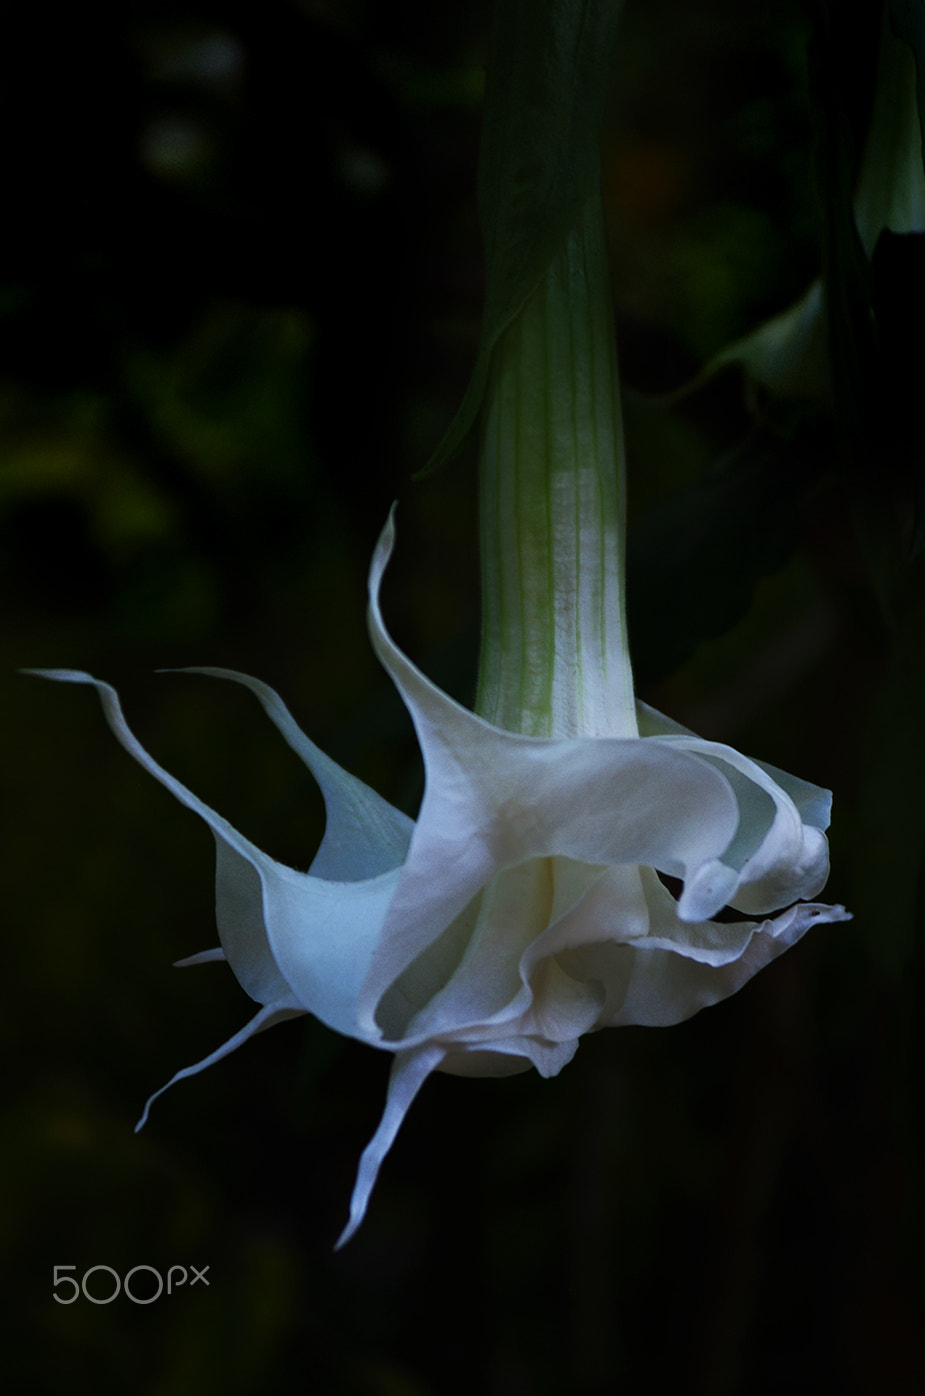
{"left": 2, "top": 2, "right": 922, "bottom": 1393}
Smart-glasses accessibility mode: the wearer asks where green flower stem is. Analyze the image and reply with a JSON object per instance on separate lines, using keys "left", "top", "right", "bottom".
{"left": 475, "top": 191, "right": 637, "bottom": 741}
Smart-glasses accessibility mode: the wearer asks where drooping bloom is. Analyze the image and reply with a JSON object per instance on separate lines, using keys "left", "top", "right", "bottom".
{"left": 35, "top": 183, "right": 849, "bottom": 1246}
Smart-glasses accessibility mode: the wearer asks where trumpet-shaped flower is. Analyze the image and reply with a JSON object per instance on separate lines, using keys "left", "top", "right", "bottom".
{"left": 36, "top": 535, "right": 846, "bottom": 1244}
{"left": 31, "top": 0, "right": 852, "bottom": 1247}
{"left": 34, "top": 190, "right": 849, "bottom": 1246}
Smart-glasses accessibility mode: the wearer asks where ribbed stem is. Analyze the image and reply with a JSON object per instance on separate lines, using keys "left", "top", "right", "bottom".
{"left": 475, "top": 191, "right": 637, "bottom": 739}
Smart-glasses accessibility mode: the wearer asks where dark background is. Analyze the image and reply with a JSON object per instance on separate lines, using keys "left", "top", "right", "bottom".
{"left": 3, "top": 1, "right": 922, "bottom": 1392}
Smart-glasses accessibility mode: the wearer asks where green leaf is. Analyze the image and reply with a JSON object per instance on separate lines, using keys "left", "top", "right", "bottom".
{"left": 891, "top": 0, "right": 925, "bottom": 176}
{"left": 422, "top": 0, "right": 625, "bottom": 474}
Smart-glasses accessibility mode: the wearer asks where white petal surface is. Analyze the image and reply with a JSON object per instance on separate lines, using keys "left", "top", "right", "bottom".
{"left": 636, "top": 700, "right": 834, "bottom": 915}
{"left": 359, "top": 518, "right": 752, "bottom": 1023}
{"left": 606, "top": 899, "right": 851, "bottom": 1027}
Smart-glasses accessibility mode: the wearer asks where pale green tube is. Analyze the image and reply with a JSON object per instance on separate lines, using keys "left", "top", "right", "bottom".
{"left": 476, "top": 191, "right": 637, "bottom": 740}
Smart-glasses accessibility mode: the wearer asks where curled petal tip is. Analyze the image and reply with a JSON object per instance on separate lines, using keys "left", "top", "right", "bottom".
{"left": 173, "top": 949, "right": 226, "bottom": 968}
{"left": 334, "top": 1045, "right": 444, "bottom": 1250}
{"left": 812, "top": 902, "right": 851, "bottom": 924}
{"left": 21, "top": 666, "right": 94, "bottom": 684}
{"left": 370, "top": 508, "right": 399, "bottom": 595}
{"left": 678, "top": 859, "right": 739, "bottom": 924}
{"left": 333, "top": 1211, "right": 363, "bottom": 1252}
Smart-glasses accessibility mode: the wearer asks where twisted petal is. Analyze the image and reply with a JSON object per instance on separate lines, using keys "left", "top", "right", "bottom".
{"left": 28, "top": 669, "right": 410, "bottom": 1046}
{"left": 178, "top": 667, "right": 413, "bottom": 879}
{"left": 605, "top": 898, "right": 849, "bottom": 1027}
{"left": 335, "top": 1043, "right": 445, "bottom": 1250}
{"left": 554, "top": 865, "right": 850, "bottom": 1028}
{"left": 636, "top": 700, "right": 833, "bottom": 916}
{"left": 135, "top": 1003, "right": 304, "bottom": 1130}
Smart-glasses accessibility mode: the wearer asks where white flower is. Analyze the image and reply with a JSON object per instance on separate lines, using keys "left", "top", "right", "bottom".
{"left": 34, "top": 506, "right": 848, "bottom": 1244}
{"left": 33, "top": 164, "right": 851, "bottom": 1244}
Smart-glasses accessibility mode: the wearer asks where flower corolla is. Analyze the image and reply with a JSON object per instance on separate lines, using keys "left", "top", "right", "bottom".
{"left": 35, "top": 512, "right": 848, "bottom": 1245}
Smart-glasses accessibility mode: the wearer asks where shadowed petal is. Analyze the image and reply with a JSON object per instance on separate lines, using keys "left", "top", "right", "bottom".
{"left": 29, "top": 670, "right": 305, "bottom": 1011}
{"left": 606, "top": 900, "right": 851, "bottom": 1027}
{"left": 135, "top": 1003, "right": 305, "bottom": 1129}
{"left": 261, "top": 859, "right": 404, "bottom": 1041}
{"left": 178, "top": 667, "right": 413, "bottom": 879}
{"left": 336, "top": 1043, "right": 446, "bottom": 1249}
{"left": 29, "top": 669, "right": 408, "bottom": 1044}
{"left": 636, "top": 700, "right": 833, "bottom": 916}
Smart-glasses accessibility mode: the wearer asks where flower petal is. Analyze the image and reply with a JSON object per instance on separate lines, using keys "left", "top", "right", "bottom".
{"left": 636, "top": 701, "right": 833, "bottom": 915}
{"left": 354, "top": 727, "right": 744, "bottom": 1035}
{"left": 382, "top": 859, "right": 606, "bottom": 1055}
{"left": 174, "top": 949, "right": 225, "bottom": 967}
{"left": 605, "top": 900, "right": 851, "bottom": 1027}
{"left": 135, "top": 1002, "right": 304, "bottom": 1130}
{"left": 178, "top": 667, "right": 413, "bottom": 879}
{"left": 30, "top": 669, "right": 409, "bottom": 1044}
{"left": 749, "top": 757, "right": 832, "bottom": 833}
{"left": 335, "top": 1042, "right": 446, "bottom": 1250}
{"left": 637, "top": 701, "right": 832, "bottom": 830}
{"left": 443, "top": 1033, "right": 582, "bottom": 1079}
{"left": 260, "top": 860, "right": 404, "bottom": 1041}
{"left": 213, "top": 837, "right": 295, "bottom": 1004}
{"left": 664, "top": 739, "right": 830, "bottom": 914}
{"left": 360, "top": 521, "right": 747, "bottom": 1024}
{"left": 29, "top": 669, "right": 305, "bottom": 1010}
